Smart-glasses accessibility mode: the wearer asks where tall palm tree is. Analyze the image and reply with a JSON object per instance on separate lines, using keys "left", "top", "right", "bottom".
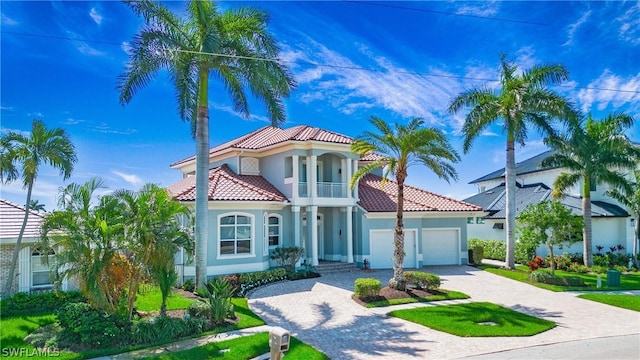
{"left": 118, "top": 0, "right": 295, "bottom": 287}
{"left": 448, "top": 53, "right": 576, "bottom": 269}
{"left": 350, "top": 116, "right": 459, "bottom": 290}
{"left": 607, "top": 168, "right": 640, "bottom": 267}
{"left": 1, "top": 119, "right": 76, "bottom": 295}
{"left": 544, "top": 113, "right": 638, "bottom": 267}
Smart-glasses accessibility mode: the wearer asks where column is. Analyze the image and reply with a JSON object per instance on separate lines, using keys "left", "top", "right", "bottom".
{"left": 310, "top": 155, "right": 317, "bottom": 198}
{"left": 346, "top": 158, "right": 353, "bottom": 198}
{"left": 292, "top": 206, "right": 301, "bottom": 247}
{"left": 309, "top": 205, "right": 319, "bottom": 266}
{"left": 346, "top": 206, "right": 353, "bottom": 263}
{"left": 292, "top": 155, "right": 299, "bottom": 199}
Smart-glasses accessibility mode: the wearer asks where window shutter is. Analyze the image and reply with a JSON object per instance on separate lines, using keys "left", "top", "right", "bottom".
{"left": 18, "top": 246, "right": 30, "bottom": 293}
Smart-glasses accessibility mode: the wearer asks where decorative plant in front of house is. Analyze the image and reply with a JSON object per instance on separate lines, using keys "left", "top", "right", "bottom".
{"left": 270, "top": 246, "right": 305, "bottom": 273}
{"left": 517, "top": 200, "right": 583, "bottom": 276}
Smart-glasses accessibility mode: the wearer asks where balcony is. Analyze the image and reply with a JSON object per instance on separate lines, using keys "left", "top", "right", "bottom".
{"left": 298, "top": 182, "right": 349, "bottom": 198}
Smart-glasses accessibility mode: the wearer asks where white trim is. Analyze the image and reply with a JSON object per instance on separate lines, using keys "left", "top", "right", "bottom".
{"left": 364, "top": 211, "right": 485, "bottom": 219}
{"left": 208, "top": 202, "right": 288, "bottom": 210}
{"left": 217, "top": 212, "right": 255, "bottom": 259}
{"left": 181, "top": 261, "right": 270, "bottom": 277}
{"left": 266, "top": 213, "right": 283, "bottom": 249}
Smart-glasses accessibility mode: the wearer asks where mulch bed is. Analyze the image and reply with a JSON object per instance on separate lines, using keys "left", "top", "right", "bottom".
{"left": 352, "top": 286, "right": 438, "bottom": 306}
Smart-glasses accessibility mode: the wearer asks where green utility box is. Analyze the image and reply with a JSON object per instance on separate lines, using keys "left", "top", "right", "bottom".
{"left": 606, "top": 270, "right": 621, "bottom": 287}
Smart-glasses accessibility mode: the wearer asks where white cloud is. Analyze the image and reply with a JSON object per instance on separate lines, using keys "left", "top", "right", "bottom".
{"left": 89, "top": 8, "right": 103, "bottom": 25}
{"left": 1, "top": 178, "right": 62, "bottom": 212}
{"left": 211, "top": 103, "right": 271, "bottom": 123}
{"left": 75, "top": 43, "right": 105, "bottom": 57}
{"left": 1, "top": 13, "right": 18, "bottom": 26}
{"left": 62, "top": 118, "right": 84, "bottom": 125}
{"left": 92, "top": 123, "right": 137, "bottom": 135}
{"left": 563, "top": 9, "right": 591, "bottom": 47}
{"left": 616, "top": 3, "right": 640, "bottom": 45}
{"left": 1, "top": 127, "right": 30, "bottom": 137}
{"left": 121, "top": 41, "right": 132, "bottom": 55}
{"left": 455, "top": 1, "right": 499, "bottom": 17}
{"left": 576, "top": 70, "right": 640, "bottom": 114}
{"left": 481, "top": 131, "right": 499, "bottom": 137}
{"left": 1, "top": 106, "right": 13, "bottom": 110}
{"left": 112, "top": 170, "right": 143, "bottom": 186}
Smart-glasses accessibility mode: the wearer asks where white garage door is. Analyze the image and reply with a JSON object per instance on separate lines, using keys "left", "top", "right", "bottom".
{"left": 369, "top": 230, "right": 416, "bottom": 269}
{"left": 422, "top": 229, "right": 459, "bottom": 265}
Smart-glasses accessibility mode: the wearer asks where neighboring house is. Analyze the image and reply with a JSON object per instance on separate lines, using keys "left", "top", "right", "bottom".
{"left": 0, "top": 199, "right": 64, "bottom": 294}
{"left": 168, "top": 125, "right": 483, "bottom": 278}
{"left": 464, "top": 151, "right": 635, "bottom": 257}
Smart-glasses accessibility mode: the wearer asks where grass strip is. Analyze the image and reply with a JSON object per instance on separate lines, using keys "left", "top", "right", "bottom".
{"left": 577, "top": 294, "right": 640, "bottom": 312}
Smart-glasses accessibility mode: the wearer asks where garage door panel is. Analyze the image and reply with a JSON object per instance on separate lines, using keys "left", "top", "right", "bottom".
{"left": 422, "top": 229, "right": 459, "bottom": 265}
{"left": 369, "top": 230, "right": 416, "bottom": 269}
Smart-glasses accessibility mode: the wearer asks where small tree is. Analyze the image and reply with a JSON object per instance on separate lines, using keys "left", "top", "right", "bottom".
{"left": 270, "top": 246, "right": 305, "bottom": 273}
{"left": 518, "top": 200, "right": 584, "bottom": 275}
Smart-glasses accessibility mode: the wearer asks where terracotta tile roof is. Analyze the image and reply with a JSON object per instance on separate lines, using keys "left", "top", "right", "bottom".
{"left": 358, "top": 174, "right": 482, "bottom": 213}
{"left": 0, "top": 199, "right": 46, "bottom": 239}
{"left": 359, "top": 153, "right": 385, "bottom": 161}
{"left": 171, "top": 125, "right": 353, "bottom": 167}
{"left": 167, "top": 164, "right": 288, "bottom": 202}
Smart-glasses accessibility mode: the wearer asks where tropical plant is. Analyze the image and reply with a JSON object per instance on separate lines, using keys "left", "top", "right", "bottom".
{"left": 41, "top": 178, "right": 125, "bottom": 313}
{"left": 350, "top": 116, "right": 459, "bottom": 290}
{"left": 201, "top": 277, "right": 234, "bottom": 324}
{"left": 543, "top": 112, "right": 638, "bottom": 266}
{"left": 28, "top": 199, "right": 46, "bottom": 213}
{"left": 270, "top": 246, "right": 305, "bottom": 273}
{"left": 448, "top": 53, "right": 576, "bottom": 269}
{"left": 114, "top": 184, "right": 194, "bottom": 320}
{"left": 1, "top": 119, "right": 77, "bottom": 296}
{"left": 118, "top": 0, "right": 296, "bottom": 288}
{"left": 606, "top": 168, "right": 640, "bottom": 267}
{"left": 517, "top": 200, "right": 584, "bottom": 275}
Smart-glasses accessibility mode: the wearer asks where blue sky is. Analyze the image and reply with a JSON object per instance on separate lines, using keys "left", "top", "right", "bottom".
{"left": 1, "top": 1, "right": 639, "bottom": 211}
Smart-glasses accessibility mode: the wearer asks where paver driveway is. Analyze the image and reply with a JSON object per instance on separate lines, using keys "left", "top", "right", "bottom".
{"left": 248, "top": 265, "right": 640, "bottom": 359}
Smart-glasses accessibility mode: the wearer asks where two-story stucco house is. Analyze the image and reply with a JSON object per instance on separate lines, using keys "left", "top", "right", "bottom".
{"left": 167, "top": 125, "right": 483, "bottom": 279}
{"left": 464, "top": 150, "right": 636, "bottom": 257}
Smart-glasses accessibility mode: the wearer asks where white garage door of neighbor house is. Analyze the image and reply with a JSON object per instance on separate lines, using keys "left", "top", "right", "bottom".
{"left": 369, "top": 230, "right": 416, "bottom": 269}
{"left": 422, "top": 229, "right": 459, "bottom": 265}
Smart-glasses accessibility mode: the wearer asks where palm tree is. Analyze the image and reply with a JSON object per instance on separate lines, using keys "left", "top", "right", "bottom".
{"left": 115, "top": 184, "right": 193, "bottom": 319}
{"left": 41, "top": 178, "right": 125, "bottom": 313}
{"left": 544, "top": 113, "right": 638, "bottom": 267}
{"left": 350, "top": 116, "right": 459, "bottom": 290}
{"left": 1, "top": 119, "right": 76, "bottom": 295}
{"left": 448, "top": 53, "right": 576, "bottom": 269}
{"left": 607, "top": 168, "right": 640, "bottom": 267}
{"left": 118, "top": 0, "right": 295, "bottom": 288}
{"left": 29, "top": 199, "right": 46, "bottom": 213}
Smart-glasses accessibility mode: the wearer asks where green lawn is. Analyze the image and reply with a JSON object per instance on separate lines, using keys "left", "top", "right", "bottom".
{"left": 135, "top": 286, "right": 196, "bottom": 311}
{"left": 577, "top": 294, "right": 640, "bottom": 312}
{"left": 0, "top": 296, "right": 264, "bottom": 359}
{"left": 364, "top": 290, "right": 470, "bottom": 308}
{"left": 479, "top": 265, "right": 640, "bottom": 292}
{"left": 389, "top": 302, "right": 555, "bottom": 337}
{"left": 146, "top": 332, "right": 328, "bottom": 360}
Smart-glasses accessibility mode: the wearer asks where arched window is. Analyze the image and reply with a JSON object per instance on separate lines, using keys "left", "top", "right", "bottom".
{"left": 267, "top": 214, "right": 282, "bottom": 247}
{"left": 218, "top": 213, "right": 254, "bottom": 257}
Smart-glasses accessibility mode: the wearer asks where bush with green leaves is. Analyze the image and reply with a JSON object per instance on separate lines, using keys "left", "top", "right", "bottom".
{"left": 237, "top": 268, "right": 288, "bottom": 295}
{"left": 354, "top": 278, "right": 381, "bottom": 298}
{"left": 182, "top": 278, "right": 195, "bottom": 292}
{"left": 131, "top": 316, "right": 205, "bottom": 345}
{"left": 515, "top": 238, "right": 538, "bottom": 265}
{"left": 471, "top": 245, "right": 484, "bottom": 264}
{"left": 404, "top": 271, "right": 441, "bottom": 290}
{"left": 591, "top": 265, "right": 608, "bottom": 274}
{"left": 202, "top": 278, "right": 235, "bottom": 324}
{"left": 57, "top": 302, "right": 126, "bottom": 348}
{"left": 187, "top": 299, "right": 210, "bottom": 319}
{"left": 468, "top": 239, "right": 506, "bottom": 261}
{"left": 567, "top": 263, "right": 589, "bottom": 274}
{"left": 270, "top": 246, "right": 305, "bottom": 273}
{"left": 529, "top": 270, "right": 585, "bottom": 287}
{"left": 1, "top": 291, "right": 85, "bottom": 317}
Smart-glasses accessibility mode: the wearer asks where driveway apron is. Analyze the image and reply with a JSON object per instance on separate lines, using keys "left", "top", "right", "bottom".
{"left": 248, "top": 265, "right": 640, "bottom": 359}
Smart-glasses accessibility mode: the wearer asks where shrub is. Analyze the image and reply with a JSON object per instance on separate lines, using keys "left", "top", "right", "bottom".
{"left": 182, "top": 279, "right": 195, "bottom": 292}
{"left": 468, "top": 239, "right": 506, "bottom": 261}
{"left": 57, "top": 302, "right": 125, "bottom": 348}
{"left": 471, "top": 245, "right": 484, "bottom": 264}
{"left": 270, "top": 246, "right": 305, "bottom": 273}
{"left": 614, "top": 265, "right": 628, "bottom": 273}
{"left": 187, "top": 300, "right": 210, "bottom": 319}
{"left": 593, "top": 254, "right": 609, "bottom": 268}
{"left": 547, "top": 253, "right": 572, "bottom": 271}
{"left": 1, "top": 291, "right": 85, "bottom": 316}
{"left": 404, "top": 271, "right": 440, "bottom": 290}
{"left": 131, "top": 316, "right": 205, "bottom": 345}
{"left": 354, "top": 278, "right": 381, "bottom": 298}
{"left": 529, "top": 270, "right": 585, "bottom": 287}
{"left": 203, "top": 278, "right": 235, "bottom": 324}
{"left": 528, "top": 256, "right": 546, "bottom": 271}
{"left": 591, "top": 265, "right": 608, "bottom": 274}
{"left": 237, "top": 268, "right": 288, "bottom": 296}
{"left": 515, "top": 239, "right": 538, "bottom": 265}
{"left": 567, "top": 262, "right": 589, "bottom": 274}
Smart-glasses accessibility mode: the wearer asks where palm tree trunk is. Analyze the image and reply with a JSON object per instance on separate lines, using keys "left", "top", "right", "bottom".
{"left": 582, "top": 179, "right": 593, "bottom": 267}
{"left": 548, "top": 244, "right": 555, "bottom": 276}
{"left": 195, "top": 68, "right": 210, "bottom": 289}
{"left": 633, "top": 213, "right": 639, "bottom": 268}
{"left": 390, "top": 171, "right": 406, "bottom": 290}
{"left": 3, "top": 181, "right": 34, "bottom": 296}
{"left": 504, "top": 139, "right": 516, "bottom": 269}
